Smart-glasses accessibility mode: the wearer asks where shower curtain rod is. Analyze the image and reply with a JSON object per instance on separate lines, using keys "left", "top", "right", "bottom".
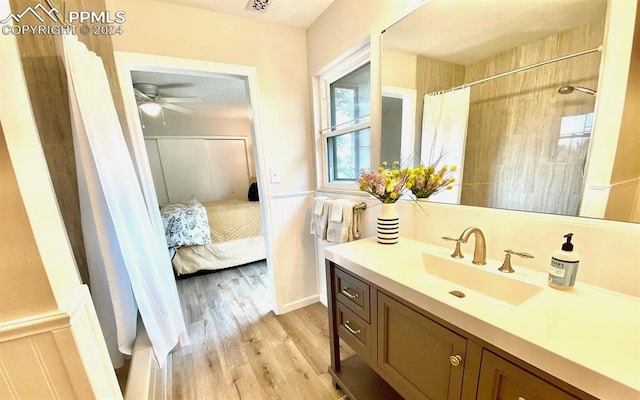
{"left": 425, "top": 46, "right": 602, "bottom": 97}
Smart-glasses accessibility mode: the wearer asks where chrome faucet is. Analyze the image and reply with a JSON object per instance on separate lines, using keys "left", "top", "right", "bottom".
{"left": 442, "top": 226, "right": 486, "bottom": 265}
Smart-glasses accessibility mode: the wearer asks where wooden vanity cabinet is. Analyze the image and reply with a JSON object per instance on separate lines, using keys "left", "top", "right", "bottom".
{"left": 377, "top": 293, "right": 467, "bottom": 400}
{"left": 477, "top": 351, "right": 581, "bottom": 400}
{"left": 326, "top": 261, "right": 598, "bottom": 400}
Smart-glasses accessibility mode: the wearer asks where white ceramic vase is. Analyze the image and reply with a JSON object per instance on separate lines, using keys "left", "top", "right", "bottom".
{"left": 377, "top": 202, "right": 399, "bottom": 244}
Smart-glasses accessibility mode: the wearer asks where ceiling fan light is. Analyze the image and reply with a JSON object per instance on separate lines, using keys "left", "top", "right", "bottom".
{"left": 139, "top": 101, "right": 162, "bottom": 116}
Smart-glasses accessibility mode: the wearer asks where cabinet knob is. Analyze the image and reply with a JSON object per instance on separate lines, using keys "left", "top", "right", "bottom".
{"left": 449, "top": 354, "right": 462, "bottom": 367}
{"left": 518, "top": 397, "right": 526, "bottom": 400}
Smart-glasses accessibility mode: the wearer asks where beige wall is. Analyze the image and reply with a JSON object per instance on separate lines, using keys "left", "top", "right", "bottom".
{"left": 306, "top": 0, "right": 423, "bottom": 75}
{"left": 108, "top": 0, "right": 313, "bottom": 195}
{"left": 381, "top": 48, "right": 417, "bottom": 89}
{"left": 605, "top": 4, "right": 640, "bottom": 221}
{"left": 0, "top": 127, "right": 57, "bottom": 320}
{"left": 608, "top": 0, "right": 640, "bottom": 184}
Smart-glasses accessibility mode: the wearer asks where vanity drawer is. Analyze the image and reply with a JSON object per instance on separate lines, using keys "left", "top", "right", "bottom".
{"left": 336, "top": 301, "right": 372, "bottom": 361}
{"left": 477, "top": 350, "right": 580, "bottom": 400}
{"left": 335, "top": 268, "right": 370, "bottom": 322}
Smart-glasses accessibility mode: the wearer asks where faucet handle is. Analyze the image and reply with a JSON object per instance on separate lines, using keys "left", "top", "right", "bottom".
{"left": 441, "top": 236, "right": 465, "bottom": 259}
{"left": 498, "top": 249, "right": 535, "bottom": 273}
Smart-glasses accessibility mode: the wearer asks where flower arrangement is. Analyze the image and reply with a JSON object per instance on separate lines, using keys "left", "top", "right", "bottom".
{"left": 357, "top": 161, "right": 408, "bottom": 203}
{"left": 405, "top": 163, "right": 457, "bottom": 199}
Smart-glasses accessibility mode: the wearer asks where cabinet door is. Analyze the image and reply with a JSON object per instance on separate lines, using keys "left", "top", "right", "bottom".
{"left": 204, "top": 139, "right": 249, "bottom": 201}
{"left": 477, "top": 350, "right": 580, "bottom": 400}
{"left": 157, "top": 139, "right": 214, "bottom": 203}
{"left": 377, "top": 293, "right": 466, "bottom": 400}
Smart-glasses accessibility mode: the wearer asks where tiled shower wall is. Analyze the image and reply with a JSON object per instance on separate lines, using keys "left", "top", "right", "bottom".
{"left": 462, "top": 20, "right": 605, "bottom": 215}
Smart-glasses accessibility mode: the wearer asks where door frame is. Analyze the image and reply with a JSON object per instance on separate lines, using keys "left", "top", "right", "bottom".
{"left": 382, "top": 85, "right": 417, "bottom": 166}
{"left": 113, "top": 52, "right": 278, "bottom": 311}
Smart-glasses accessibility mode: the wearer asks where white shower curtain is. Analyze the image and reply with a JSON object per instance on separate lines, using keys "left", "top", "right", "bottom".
{"left": 420, "top": 87, "right": 471, "bottom": 204}
{"left": 62, "top": 35, "right": 188, "bottom": 368}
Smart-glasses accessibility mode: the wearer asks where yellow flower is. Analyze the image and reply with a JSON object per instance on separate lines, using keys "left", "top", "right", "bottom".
{"left": 450, "top": 165, "right": 458, "bottom": 172}
{"left": 390, "top": 192, "right": 398, "bottom": 199}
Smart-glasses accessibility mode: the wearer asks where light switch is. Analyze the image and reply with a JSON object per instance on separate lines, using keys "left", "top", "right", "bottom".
{"left": 270, "top": 168, "right": 281, "bottom": 183}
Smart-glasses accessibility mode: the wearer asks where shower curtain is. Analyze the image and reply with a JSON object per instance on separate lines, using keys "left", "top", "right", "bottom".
{"left": 62, "top": 35, "right": 188, "bottom": 368}
{"left": 420, "top": 87, "right": 471, "bottom": 204}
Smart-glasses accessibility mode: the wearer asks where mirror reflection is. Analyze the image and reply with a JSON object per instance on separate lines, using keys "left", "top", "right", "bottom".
{"left": 381, "top": 0, "right": 638, "bottom": 222}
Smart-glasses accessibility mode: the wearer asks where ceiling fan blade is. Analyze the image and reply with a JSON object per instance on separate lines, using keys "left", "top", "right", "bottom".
{"left": 162, "top": 103, "right": 193, "bottom": 114}
{"left": 161, "top": 97, "right": 202, "bottom": 104}
{"left": 133, "top": 87, "right": 151, "bottom": 101}
{"left": 156, "top": 83, "right": 193, "bottom": 89}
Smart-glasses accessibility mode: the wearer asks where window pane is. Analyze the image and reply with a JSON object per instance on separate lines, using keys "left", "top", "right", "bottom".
{"left": 327, "top": 128, "right": 371, "bottom": 181}
{"left": 330, "top": 62, "right": 371, "bottom": 130}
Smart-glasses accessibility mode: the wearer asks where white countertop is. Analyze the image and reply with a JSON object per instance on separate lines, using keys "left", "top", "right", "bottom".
{"left": 324, "top": 237, "right": 640, "bottom": 400}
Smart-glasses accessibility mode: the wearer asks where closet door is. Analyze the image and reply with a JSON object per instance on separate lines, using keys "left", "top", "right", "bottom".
{"left": 157, "top": 139, "right": 214, "bottom": 203}
{"left": 144, "top": 139, "right": 169, "bottom": 206}
{"left": 204, "top": 139, "right": 250, "bottom": 201}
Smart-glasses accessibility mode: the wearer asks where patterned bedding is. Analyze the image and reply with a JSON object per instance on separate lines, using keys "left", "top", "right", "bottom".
{"left": 168, "top": 199, "right": 266, "bottom": 275}
{"left": 160, "top": 199, "right": 212, "bottom": 252}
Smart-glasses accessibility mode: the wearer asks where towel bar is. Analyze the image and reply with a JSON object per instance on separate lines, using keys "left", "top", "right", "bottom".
{"left": 354, "top": 202, "right": 367, "bottom": 211}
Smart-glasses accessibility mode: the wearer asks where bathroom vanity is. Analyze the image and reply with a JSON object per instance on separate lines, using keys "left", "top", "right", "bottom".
{"left": 324, "top": 237, "right": 640, "bottom": 400}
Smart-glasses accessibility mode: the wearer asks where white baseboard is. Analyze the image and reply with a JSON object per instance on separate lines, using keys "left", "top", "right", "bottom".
{"left": 277, "top": 295, "right": 320, "bottom": 315}
{"left": 125, "top": 317, "right": 167, "bottom": 400}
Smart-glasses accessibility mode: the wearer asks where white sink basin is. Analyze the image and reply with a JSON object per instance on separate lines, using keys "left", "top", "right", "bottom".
{"left": 422, "top": 252, "right": 543, "bottom": 306}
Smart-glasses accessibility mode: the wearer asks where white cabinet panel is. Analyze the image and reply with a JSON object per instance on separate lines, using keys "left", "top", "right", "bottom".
{"left": 157, "top": 139, "right": 214, "bottom": 203}
{"left": 204, "top": 139, "right": 250, "bottom": 201}
{"left": 144, "top": 139, "right": 169, "bottom": 206}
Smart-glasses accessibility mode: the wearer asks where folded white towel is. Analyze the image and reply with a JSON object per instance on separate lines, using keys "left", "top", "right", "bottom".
{"left": 326, "top": 200, "right": 355, "bottom": 243}
{"left": 313, "top": 196, "right": 328, "bottom": 215}
{"left": 310, "top": 196, "right": 329, "bottom": 239}
{"left": 330, "top": 199, "right": 346, "bottom": 222}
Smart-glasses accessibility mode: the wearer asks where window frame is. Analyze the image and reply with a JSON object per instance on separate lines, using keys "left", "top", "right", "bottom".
{"left": 314, "top": 44, "right": 372, "bottom": 191}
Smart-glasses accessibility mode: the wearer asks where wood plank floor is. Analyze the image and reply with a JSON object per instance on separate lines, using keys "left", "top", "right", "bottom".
{"left": 170, "top": 261, "right": 354, "bottom": 400}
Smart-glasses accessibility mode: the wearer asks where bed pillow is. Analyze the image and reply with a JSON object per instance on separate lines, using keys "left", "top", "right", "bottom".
{"left": 160, "top": 199, "right": 212, "bottom": 250}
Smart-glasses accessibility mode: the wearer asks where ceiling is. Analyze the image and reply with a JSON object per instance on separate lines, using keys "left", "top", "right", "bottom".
{"left": 130, "top": 70, "right": 251, "bottom": 119}
{"left": 383, "top": 0, "right": 607, "bottom": 65}
{"left": 155, "top": 0, "right": 335, "bottom": 29}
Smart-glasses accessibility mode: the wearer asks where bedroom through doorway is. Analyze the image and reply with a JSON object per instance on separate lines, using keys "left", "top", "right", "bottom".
{"left": 114, "top": 53, "right": 278, "bottom": 380}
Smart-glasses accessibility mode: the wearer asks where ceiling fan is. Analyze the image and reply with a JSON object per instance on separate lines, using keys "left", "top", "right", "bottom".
{"left": 133, "top": 83, "right": 202, "bottom": 115}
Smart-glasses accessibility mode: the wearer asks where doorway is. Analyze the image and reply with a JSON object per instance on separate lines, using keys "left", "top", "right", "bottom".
{"left": 114, "top": 51, "right": 276, "bottom": 335}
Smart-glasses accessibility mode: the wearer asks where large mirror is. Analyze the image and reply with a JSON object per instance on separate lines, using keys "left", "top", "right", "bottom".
{"left": 381, "top": 0, "right": 640, "bottom": 223}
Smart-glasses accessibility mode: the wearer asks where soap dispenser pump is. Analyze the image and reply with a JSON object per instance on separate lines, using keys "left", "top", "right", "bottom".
{"left": 548, "top": 233, "right": 580, "bottom": 290}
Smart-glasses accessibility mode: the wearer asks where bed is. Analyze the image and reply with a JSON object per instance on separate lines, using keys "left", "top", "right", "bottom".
{"left": 160, "top": 198, "right": 266, "bottom": 276}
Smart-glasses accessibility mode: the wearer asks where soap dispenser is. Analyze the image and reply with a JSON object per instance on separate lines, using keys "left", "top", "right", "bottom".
{"left": 548, "top": 233, "right": 580, "bottom": 290}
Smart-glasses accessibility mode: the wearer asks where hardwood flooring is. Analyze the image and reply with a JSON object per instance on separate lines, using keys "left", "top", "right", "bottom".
{"left": 170, "top": 261, "right": 353, "bottom": 400}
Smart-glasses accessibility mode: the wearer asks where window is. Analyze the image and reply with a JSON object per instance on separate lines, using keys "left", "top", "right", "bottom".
{"left": 316, "top": 47, "right": 371, "bottom": 187}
